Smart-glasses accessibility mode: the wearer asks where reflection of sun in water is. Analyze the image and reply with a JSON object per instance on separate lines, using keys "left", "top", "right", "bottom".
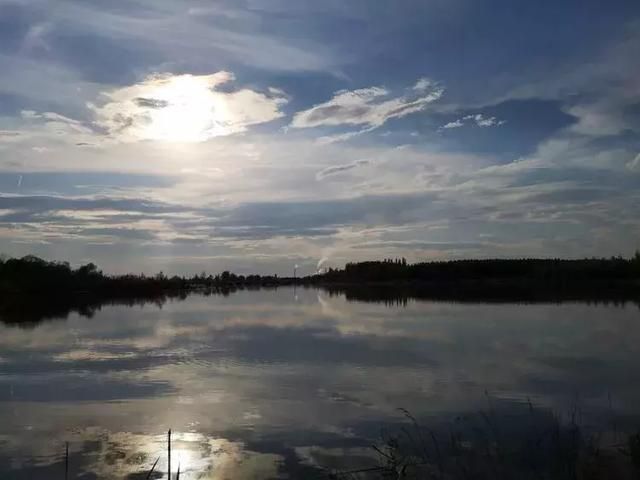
{"left": 172, "top": 447, "right": 198, "bottom": 474}
{"left": 165, "top": 432, "right": 215, "bottom": 477}
{"left": 70, "top": 429, "right": 281, "bottom": 479}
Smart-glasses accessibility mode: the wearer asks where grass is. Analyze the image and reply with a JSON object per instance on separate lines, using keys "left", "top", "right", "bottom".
{"left": 56, "top": 405, "right": 640, "bottom": 479}
{"left": 145, "top": 457, "right": 159, "bottom": 479}
{"left": 328, "top": 405, "right": 640, "bottom": 480}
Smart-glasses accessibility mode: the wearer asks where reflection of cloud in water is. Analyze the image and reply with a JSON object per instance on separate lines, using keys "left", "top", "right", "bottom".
{"left": 317, "top": 388, "right": 373, "bottom": 408}
{"left": 1, "top": 289, "right": 640, "bottom": 476}
{"left": 296, "top": 445, "right": 377, "bottom": 472}
{"left": 54, "top": 349, "right": 138, "bottom": 361}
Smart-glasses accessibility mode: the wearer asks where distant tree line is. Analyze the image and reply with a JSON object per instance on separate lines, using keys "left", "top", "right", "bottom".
{"left": 1, "top": 253, "right": 640, "bottom": 324}
{"left": 314, "top": 254, "right": 640, "bottom": 283}
{"left": 312, "top": 253, "right": 640, "bottom": 304}
{"left": 0, "top": 255, "right": 291, "bottom": 325}
{"left": 0, "top": 254, "right": 289, "bottom": 295}
{"left": 2, "top": 253, "right": 640, "bottom": 295}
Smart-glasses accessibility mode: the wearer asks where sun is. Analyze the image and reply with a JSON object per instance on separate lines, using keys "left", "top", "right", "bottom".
{"left": 135, "top": 75, "right": 232, "bottom": 143}
{"left": 93, "top": 71, "right": 287, "bottom": 143}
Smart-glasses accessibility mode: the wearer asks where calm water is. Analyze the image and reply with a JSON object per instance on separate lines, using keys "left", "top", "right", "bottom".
{"left": 1, "top": 288, "right": 639, "bottom": 479}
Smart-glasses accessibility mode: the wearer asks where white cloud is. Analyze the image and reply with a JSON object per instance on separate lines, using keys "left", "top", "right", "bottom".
{"left": 463, "top": 114, "right": 505, "bottom": 127}
{"left": 290, "top": 79, "right": 443, "bottom": 140}
{"left": 413, "top": 77, "right": 433, "bottom": 92}
{"left": 441, "top": 119, "right": 464, "bottom": 129}
{"left": 316, "top": 126, "right": 377, "bottom": 144}
{"left": 91, "top": 72, "right": 288, "bottom": 143}
{"left": 491, "top": 23, "right": 640, "bottom": 139}
{"left": 565, "top": 101, "right": 631, "bottom": 137}
{"left": 20, "top": 110, "right": 93, "bottom": 135}
{"left": 440, "top": 113, "right": 505, "bottom": 130}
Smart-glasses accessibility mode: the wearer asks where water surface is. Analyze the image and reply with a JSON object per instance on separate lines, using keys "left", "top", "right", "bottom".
{"left": 1, "top": 288, "right": 639, "bottom": 478}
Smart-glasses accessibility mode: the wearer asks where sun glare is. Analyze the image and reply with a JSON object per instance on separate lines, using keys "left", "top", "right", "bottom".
{"left": 138, "top": 75, "right": 231, "bottom": 142}
{"left": 93, "top": 72, "right": 286, "bottom": 143}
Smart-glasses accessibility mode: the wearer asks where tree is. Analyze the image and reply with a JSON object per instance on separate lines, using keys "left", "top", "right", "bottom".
{"left": 78, "top": 263, "right": 98, "bottom": 276}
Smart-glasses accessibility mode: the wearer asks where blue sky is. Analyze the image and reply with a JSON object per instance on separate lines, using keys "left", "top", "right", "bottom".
{"left": 0, "top": 0, "right": 639, "bottom": 274}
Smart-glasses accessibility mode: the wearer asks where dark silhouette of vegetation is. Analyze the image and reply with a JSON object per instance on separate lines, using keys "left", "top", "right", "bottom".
{"left": 329, "top": 405, "right": 640, "bottom": 479}
{"left": 1, "top": 253, "right": 640, "bottom": 324}
{"left": 0, "top": 255, "right": 291, "bottom": 325}
{"left": 3, "top": 253, "right": 639, "bottom": 295}
{"left": 0, "top": 254, "right": 290, "bottom": 295}
{"left": 313, "top": 254, "right": 640, "bottom": 305}
{"left": 54, "top": 403, "right": 640, "bottom": 479}
{"left": 316, "top": 255, "right": 640, "bottom": 284}
{"left": 0, "top": 291, "right": 182, "bottom": 327}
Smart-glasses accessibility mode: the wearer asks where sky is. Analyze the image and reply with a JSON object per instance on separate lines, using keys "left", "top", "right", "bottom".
{"left": 0, "top": 0, "right": 639, "bottom": 275}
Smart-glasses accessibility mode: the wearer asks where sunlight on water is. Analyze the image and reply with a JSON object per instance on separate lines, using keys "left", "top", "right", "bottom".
{"left": 0, "top": 289, "right": 639, "bottom": 478}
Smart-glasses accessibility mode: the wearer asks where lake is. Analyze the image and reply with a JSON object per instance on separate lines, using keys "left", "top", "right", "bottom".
{"left": 1, "top": 288, "right": 639, "bottom": 479}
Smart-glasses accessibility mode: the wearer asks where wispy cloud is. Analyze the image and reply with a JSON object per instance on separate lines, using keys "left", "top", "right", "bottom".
{"left": 316, "top": 159, "right": 371, "bottom": 179}
{"left": 0, "top": 131, "right": 23, "bottom": 140}
{"left": 21, "top": 110, "right": 93, "bottom": 135}
{"left": 316, "top": 128, "right": 377, "bottom": 145}
{"left": 291, "top": 78, "right": 443, "bottom": 141}
{"left": 440, "top": 113, "right": 505, "bottom": 130}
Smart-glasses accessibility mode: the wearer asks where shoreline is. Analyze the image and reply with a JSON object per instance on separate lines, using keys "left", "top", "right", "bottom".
{"left": 2, "top": 279, "right": 639, "bottom": 326}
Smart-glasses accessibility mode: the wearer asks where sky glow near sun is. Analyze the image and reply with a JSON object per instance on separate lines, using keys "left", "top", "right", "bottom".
{"left": 92, "top": 72, "right": 287, "bottom": 143}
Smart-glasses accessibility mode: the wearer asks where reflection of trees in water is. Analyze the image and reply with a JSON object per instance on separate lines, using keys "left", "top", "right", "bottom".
{"left": 0, "top": 290, "right": 212, "bottom": 326}
{"left": 2, "top": 282, "right": 639, "bottom": 326}
{"left": 315, "top": 255, "right": 640, "bottom": 306}
{"left": 0, "top": 254, "right": 290, "bottom": 325}
{"left": 322, "top": 283, "right": 640, "bottom": 307}
{"left": 0, "top": 293, "right": 169, "bottom": 326}
{"left": 0, "top": 285, "right": 278, "bottom": 326}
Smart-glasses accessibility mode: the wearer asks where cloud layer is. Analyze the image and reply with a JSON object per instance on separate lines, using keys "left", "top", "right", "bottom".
{"left": 0, "top": 0, "right": 639, "bottom": 273}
